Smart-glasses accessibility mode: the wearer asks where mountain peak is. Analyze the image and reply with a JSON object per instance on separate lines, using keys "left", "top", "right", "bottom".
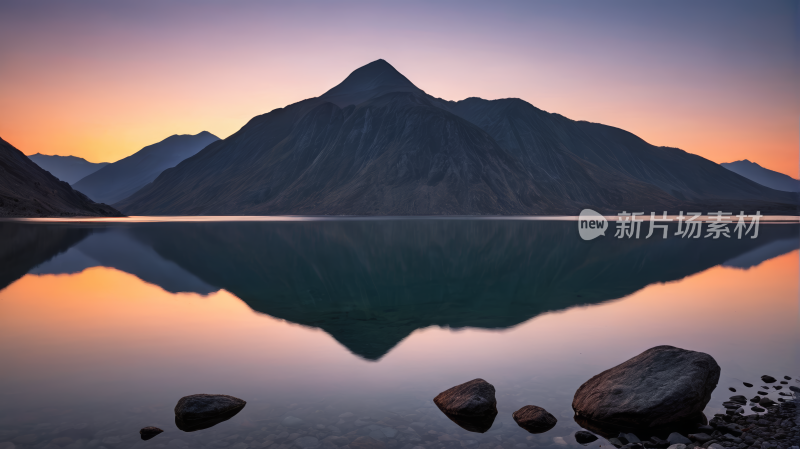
{"left": 320, "top": 59, "right": 422, "bottom": 106}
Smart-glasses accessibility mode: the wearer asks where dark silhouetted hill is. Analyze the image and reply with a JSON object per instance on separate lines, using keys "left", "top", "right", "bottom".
{"left": 0, "top": 137, "right": 122, "bottom": 217}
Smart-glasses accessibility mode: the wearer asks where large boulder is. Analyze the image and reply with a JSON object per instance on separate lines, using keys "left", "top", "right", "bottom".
{"left": 572, "top": 346, "right": 720, "bottom": 430}
{"left": 434, "top": 379, "right": 497, "bottom": 433}
{"left": 174, "top": 394, "right": 246, "bottom": 431}
{"left": 434, "top": 379, "right": 497, "bottom": 416}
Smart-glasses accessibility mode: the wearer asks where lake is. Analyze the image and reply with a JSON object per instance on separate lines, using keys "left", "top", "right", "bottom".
{"left": 0, "top": 218, "right": 797, "bottom": 449}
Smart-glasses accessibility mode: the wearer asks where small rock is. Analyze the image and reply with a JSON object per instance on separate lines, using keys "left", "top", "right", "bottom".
{"left": 759, "top": 397, "right": 777, "bottom": 407}
{"left": 140, "top": 427, "right": 164, "bottom": 441}
{"left": 729, "top": 395, "right": 746, "bottom": 404}
{"left": 742, "top": 383, "right": 753, "bottom": 388}
{"left": 687, "top": 434, "right": 711, "bottom": 443}
{"left": 728, "top": 387, "right": 735, "bottom": 392}
{"left": 789, "top": 386, "right": 800, "bottom": 393}
{"left": 349, "top": 436, "right": 385, "bottom": 449}
{"left": 283, "top": 416, "right": 304, "bottom": 427}
{"left": 433, "top": 379, "right": 497, "bottom": 416}
{"left": 750, "top": 406, "right": 765, "bottom": 412}
{"left": 761, "top": 375, "right": 776, "bottom": 383}
{"left": 707, "top": 444, "right": 725, "bottom": 449}
{"left": 294, "top": 437, "right": 320, "bottom": 449}
{"left": 666, "top": 445, "right": 686, "bottom": 449}
{"left": 773, "top": 386, "right": 782, "bottom": 390}
{"left": 784, "top": 376, "right": 792, "bottom": 380}
{"left": 757, "top": 391, "right": 768, "bottom": 395}
{"left": 574, "top": 431, "right": 597, "bottom": 445}
{"left": 667, "top": 433, "right": 691, "bottom": 445}
{"left": 512, "top": 405, "right": 557, "bottom": 434}
{"left": 622, "top": 433, "right": 641, "bottom": 444}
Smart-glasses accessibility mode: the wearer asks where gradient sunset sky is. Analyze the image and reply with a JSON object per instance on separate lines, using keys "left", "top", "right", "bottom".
{"left": 1, "top": 0, "right": 798, "bottom": 176}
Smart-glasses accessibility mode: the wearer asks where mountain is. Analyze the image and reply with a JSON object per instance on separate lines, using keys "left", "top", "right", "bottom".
{"left": 27, "top": 153, "right": 109, "bottom": 184}
{"left": 721, "top": 160, "right": 800, "bottom": 193}
{"left": 72, "top": 131, "right": 219, "bottom": 205}
{"left": 117, "top": 60, "right": 797, "bottom": 216}
{"left": 0, "top": 137, "right": 123, "bottom": 217}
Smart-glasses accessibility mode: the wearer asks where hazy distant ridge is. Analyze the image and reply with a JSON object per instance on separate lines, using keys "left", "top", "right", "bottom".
{"left": 27, "top": 154, "right": 109, "bottom": 184}
{"left": 722, "top": 160, "right": 800, "bottom": 193}
{"left": 73, "top": 131, "right": 219, "bottom": 205}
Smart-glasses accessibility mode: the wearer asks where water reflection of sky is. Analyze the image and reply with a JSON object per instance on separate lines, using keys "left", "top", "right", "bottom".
{"left": 0, "top": 220, "right": 797, "bottom": 448}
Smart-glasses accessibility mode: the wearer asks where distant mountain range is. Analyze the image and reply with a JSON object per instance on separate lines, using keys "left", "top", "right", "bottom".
{"left": 722, "top": 160, "right": 800, "bottom": 193}
{"left": 0, "top": 137, "right": 122, "bottom": 217}
{"left": 27, "top": 153, "right": 109, "bottom": 184}
{"left": 73, "top": 131, "right": 219, "bottom": 205}
{"left": 116, "top": 59, "right": 797, "bottom": 216}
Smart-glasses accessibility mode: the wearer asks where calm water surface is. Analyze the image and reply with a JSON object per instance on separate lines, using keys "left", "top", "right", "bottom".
{"left": 0, "top": 219, "right": 797, "bottom": 449}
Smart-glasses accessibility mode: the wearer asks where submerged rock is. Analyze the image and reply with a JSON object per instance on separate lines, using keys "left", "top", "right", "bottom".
{"left": 140, "top": 427, "right": 164, "bottom": 440}
{"left": 761, "top": 375, "right": 776, "bottom": 383}
{"left": 572, "top": 346, "right": 720, "bottom": 430}
{"left": 433, "top": 378, "right": 497, "bottom": 416}
{"left": 174, "top": 394, "right": 246, "bottom": 432}
{"left": 512, "top": 405, "right": 557, "bottom": 434}
{"left": 574, "top": 430, "right": 598, "bottom": 445}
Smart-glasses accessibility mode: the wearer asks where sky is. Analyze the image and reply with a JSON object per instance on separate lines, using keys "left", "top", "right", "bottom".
{"left": 1, "top": 0, "right": 798, "bottom": 177}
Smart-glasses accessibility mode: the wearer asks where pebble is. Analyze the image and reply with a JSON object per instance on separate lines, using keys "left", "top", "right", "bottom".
{"left": 743, "top": 382, "right": 753, "bottom": 387}
{"left": 784, "top": 376, "right": 792, "bottom": 380}
{"left": 762, "top": 375, "right": 777, "bottom": 383}
{"left": 729, "top": 387, "right": 736, "bottom": 392}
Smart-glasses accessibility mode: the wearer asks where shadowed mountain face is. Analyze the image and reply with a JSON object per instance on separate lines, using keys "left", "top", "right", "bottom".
{"left": 72, "top": 131, "right": 219, "bottom": 206}
{"left": 117, "top": 60, "right": 797, "bottom": 216}
{"left": 722, "top": 160, "right": 800, "bottom": 193}
{"left": 27, "top": 154, "right": 109, "bottom": 184}
{"left": 3, "top": 220, "right": 797, "bottom": 360}
{"left": 0, "top": 138, "right": 123, "bottom": 217}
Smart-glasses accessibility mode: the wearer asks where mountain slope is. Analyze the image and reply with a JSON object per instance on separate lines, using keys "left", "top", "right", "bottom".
{"left": 722, "top": 160, "right": 800, "bottom": 193}
{"left": 27, "top": 154, "right": 109, "bottom": 184}
{"left": 445, "top": 97, "right": 798, "bottom": 206}
{"left": 0, "top": 137, "right": 122, "bottom": 217}
{"left": 117, "top": 60, "right": 797, "bottom": 216}
{"left": 72, "top": 131, "right": 219, "bottom": 205}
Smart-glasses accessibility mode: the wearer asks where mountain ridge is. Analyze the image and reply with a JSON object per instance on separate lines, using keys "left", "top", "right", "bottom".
{"left": 116, "top": 59, "right": 798, "bottom": 216}
{"left": 73, "top": 131, "right": 219, "bottom": 205}
{"left": 722, "top": 159, "right": 800, "bottom": 193}
{"left": 27, "top": 153, "right": 109, "bottom": 184}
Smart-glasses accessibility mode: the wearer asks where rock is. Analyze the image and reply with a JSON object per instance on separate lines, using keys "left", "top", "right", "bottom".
{"left": 433, "top": 379, "right": 497, "bottom": 416}
{"left": 707, "top": 444, "right": 725, "bottom": 449}
{"left": 729, "top": 395, "right": 746, "bottom": 404}
{"left": 773, "top": 386, "right": 782, "bottom": 390}
{"left": 759, "top": 398, "right": 777, "bottom": 407}
{"left": 666, "top": 445, "right": 686, "bottom": 449}
{"left": 140, "top": 427, "right": 164, "bottom": 441}
{"left": 574, "top": 431, "right": 598, "bottom": 445}
{"left": 621, "top": 433, "right": 641, "bottom": 443}
{"left": 687, "top": 434, "right": 711, "bottom": 443}
{"left": 667, "top": 433, "right": 692, "bottom": 445}
{"left": 608, "top": 438, "right": 623, "bottom": 447}
{"left": 751, "top": 396, "right": 761, "bottom": 403}
{"left": 750, "top": 406, "right": 765, "bottom": 413}
{"left": 174, "top": 394, "right": 246, "bottom": 431}
{"left": 761, "top": 375, "right": 776, "bottom": 383}
{"left": 572, "top": 346, "right": 720, "bottom": 429}
{"left": 728, "top": 387, "right": 735, "bottom": 392}
{"left": 512, "top": 405, "right": 557, "bottom": 434}
{"left": 295, "top": 437, "right": 320, "bottom": 449}
{"left": 283, "top": 416, "right": 304, "bottom": 427}
{"left": 742, "top": 383, "right": 753, "bottom": 388}
{"left": 790, "top": 386, "right": 800, "bottom": 393}
{"left": 349, "top": 436, "right": 385, "bottom": 449}
{"left": 757, "top": 391, "right": 768, "bottom": 395}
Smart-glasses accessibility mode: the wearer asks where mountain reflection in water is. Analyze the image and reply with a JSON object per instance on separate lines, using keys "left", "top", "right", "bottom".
{"left": 4, "top": 219, "right": 798, "bottom": 360}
